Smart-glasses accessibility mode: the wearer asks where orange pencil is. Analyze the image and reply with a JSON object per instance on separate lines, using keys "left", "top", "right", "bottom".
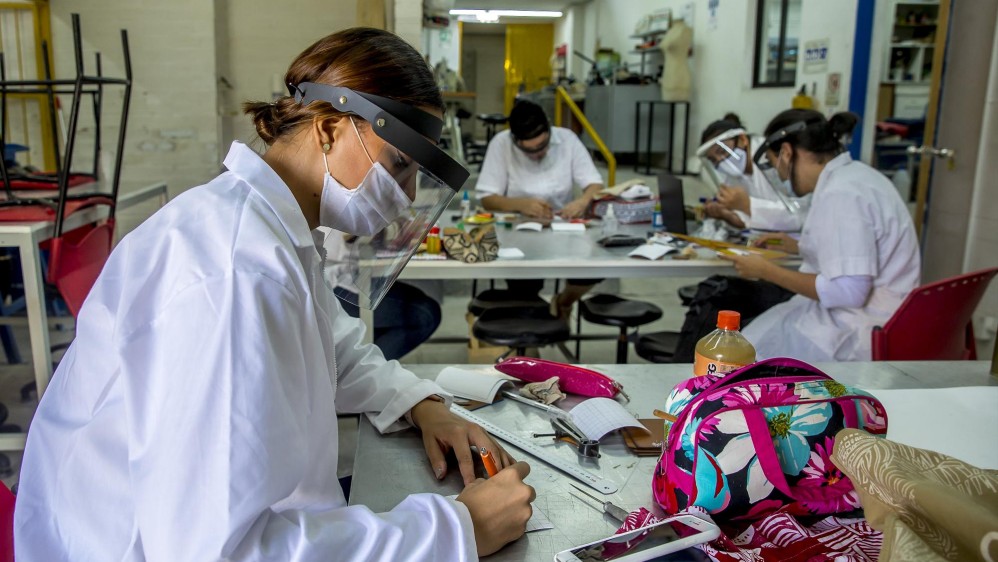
{"left": 653, "top": 409, "right": 678, "bottom": 423}
{"left": 479, "top": 447, "right": 499, "bottom": 477}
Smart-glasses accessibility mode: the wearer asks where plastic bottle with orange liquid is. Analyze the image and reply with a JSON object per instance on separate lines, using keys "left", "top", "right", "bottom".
{"left": 693, "top": 310, "right": 756, "bottom": 377}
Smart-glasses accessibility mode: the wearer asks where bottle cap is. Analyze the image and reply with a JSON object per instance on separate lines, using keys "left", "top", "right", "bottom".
{"left": 717, "top": 310, "right": 740, "bottom": 330}
{"left": 429, "top": 225, "right": 440, "bottom": 235}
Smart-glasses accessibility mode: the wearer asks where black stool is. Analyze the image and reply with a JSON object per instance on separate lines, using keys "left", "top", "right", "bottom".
{"left": 468, "top": 288, "right": 548, "bottom": 317}
{"left": 473, "top": 305, "right": 570, "bottom": 358}
{"left": 477, "top": 113, "right": 508, "bottom": 142}
{"left": 634, "top": 331, "right": 681, "bottom": 363}
{"left": 576, "top": 294, "right": 663, "bottom": 363}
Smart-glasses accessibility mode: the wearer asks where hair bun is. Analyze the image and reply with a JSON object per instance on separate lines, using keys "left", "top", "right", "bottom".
{"left": 722, "top": 113, "right": 743, "bottom": 127}
{"left": 828, "top": 112, "right": 859, "bottom": 137}
{"left": 243, "top": 101, "right": 283, "bottom": 145}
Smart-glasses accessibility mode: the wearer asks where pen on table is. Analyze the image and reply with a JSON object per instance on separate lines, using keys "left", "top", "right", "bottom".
{"left": 500, "top": 389, "right": 570, "bottom": 420}
{"left": 478, "top": 446, "right": 499, "bottom": 477}
{"left": 569, "top": 483, "right": 629, "bottom": 522}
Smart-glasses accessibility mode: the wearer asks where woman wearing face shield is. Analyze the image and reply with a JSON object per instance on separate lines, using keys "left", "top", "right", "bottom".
{"left": 697, "top": 113, "right": 810, "bottom": 232}
{"left": 720, "top": 109, "right": 920, "bottom": 362}
{"left": 15, "top": 28, "right": 534, "bottom": 561}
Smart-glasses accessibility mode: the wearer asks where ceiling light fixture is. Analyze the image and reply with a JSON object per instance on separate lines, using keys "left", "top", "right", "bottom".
{"left": 449, "top": 9, "right": 564, "bottom": 22}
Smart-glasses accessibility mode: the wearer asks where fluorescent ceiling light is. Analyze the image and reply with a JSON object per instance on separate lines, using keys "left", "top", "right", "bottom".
{"left": 449, "top": 9, "right": 563, "bottom": 18}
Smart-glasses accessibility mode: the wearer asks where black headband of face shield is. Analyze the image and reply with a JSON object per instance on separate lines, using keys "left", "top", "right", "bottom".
{"left": 752, "top": 117, "right": 829, "bottom": 169}
{"left": 288, "top": 82, "right": 469, "bottom": 191}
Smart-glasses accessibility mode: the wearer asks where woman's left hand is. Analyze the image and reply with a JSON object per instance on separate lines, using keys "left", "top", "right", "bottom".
{"left": 410, "top": 399, "right": 515, "bottom": 485}
{"left": 558, "top": 197, "right": 590, "bottom": 219}
{"left": 719, "top": 252, "right": 774, "bottom": 281}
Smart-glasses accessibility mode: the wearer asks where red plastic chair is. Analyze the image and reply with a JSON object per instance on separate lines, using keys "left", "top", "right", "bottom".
{"left": 872, "top": 267, "right": 998, "bottom": 360}
{"left": 0, "top": 484, "right": 13, "bottom": 562}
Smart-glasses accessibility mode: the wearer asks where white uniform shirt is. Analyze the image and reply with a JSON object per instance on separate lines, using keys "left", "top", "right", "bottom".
{"left": 730, "top": 136, "right": 811, "bottom": 232}
{"left": 475, "top": 126, "right": 603, "bottom": 209}
{"left": 744, "top": 153, "right": 920, "bottom": 361}
{"left": 14, "top": 142, "right": 476, "bottom": 561}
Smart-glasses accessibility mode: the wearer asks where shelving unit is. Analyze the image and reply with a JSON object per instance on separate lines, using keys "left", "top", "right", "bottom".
{"left": 628, "top": 29, "right": 667, "bottom": 77}
{"left": 883, "top": 0, "right": 939, "bottom": 84}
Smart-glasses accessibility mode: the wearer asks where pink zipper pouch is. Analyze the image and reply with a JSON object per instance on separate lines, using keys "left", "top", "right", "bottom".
{"left": 494, "top": 356, "right": 628, "bottom": 400}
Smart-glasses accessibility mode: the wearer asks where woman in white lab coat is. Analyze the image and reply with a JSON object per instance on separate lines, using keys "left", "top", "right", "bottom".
{"left": 722, "top": 109, "right": 920, "bottom": 361}
{"left": 697, "top": 113, "right": 810, "bottom": 232}
{"left": 15, "top": 28, "right": 534, "bottom": 561}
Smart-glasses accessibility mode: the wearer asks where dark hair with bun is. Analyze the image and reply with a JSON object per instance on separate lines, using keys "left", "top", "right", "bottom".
{"left": 243, "top": 27, "right": 442, "bottom": 145}
{"left": 700, "top": 112, "right": 743, "bottom": 144}
{"left": 762, "top": 109, "right": 859, "bottom": 158}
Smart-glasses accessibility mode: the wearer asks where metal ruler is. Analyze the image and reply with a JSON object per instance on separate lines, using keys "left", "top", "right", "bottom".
{"left": 450, "top": 405, "right": 618, "bottom": 495}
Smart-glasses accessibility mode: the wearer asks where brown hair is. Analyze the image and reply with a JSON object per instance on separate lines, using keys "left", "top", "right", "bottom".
{"left": 243, "top": 27, "right": 442, "bottom": 145}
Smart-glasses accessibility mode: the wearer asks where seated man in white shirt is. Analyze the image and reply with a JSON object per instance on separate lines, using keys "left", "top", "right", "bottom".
{"left": 475, "top": 100, "right": 605, "bottom": 318}
{"left": 476, "top": 99, "right": 604, "bottom": 219}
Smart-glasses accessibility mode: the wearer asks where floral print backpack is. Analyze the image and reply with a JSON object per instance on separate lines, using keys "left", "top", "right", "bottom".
{"left": 653, "top": 358, "right": 887, "bottom": 521}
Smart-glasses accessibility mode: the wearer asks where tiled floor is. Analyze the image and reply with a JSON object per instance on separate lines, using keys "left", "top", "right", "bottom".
{"left": 0, "top": 164, "right": 711, "bottom": 488}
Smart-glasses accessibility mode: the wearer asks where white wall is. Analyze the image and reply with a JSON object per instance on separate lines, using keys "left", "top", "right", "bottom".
{"left": 423, "top": 19, "right": 461, "bottom": 73}
{"left": 579, "top": 0, "right": 860, "bottom": 164}
{"left": 217, "top": 0, "right": 358, "bottom": 152}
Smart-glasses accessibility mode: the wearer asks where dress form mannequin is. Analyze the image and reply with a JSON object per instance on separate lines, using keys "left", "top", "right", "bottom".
{"left": 658, "top": 19, "right": 693, "bottom": 101}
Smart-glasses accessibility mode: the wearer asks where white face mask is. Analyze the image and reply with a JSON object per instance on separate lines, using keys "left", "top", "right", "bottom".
{"left": 715, "top": 147, "right": 748, "bottom": 178}
{"left": 318, "top": 118, "right": 412, "bottom": 236}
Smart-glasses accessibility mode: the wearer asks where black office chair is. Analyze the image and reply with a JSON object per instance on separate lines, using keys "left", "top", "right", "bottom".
{"left": 575, "top": 294, "right": 663, "bottom": 363}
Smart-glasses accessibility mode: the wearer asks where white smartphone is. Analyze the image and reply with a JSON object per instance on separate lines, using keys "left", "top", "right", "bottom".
{"left": 553, "top": 514, "right": 719, "bottom": 562}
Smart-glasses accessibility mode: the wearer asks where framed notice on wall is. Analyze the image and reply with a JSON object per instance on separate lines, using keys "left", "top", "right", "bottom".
{"left": 803, "top": 38, "right": 829, "bottom": 74}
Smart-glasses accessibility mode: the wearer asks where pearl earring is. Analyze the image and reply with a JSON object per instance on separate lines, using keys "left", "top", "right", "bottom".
{"left": 322, "top": 143, "right": 331, "bottom": 152}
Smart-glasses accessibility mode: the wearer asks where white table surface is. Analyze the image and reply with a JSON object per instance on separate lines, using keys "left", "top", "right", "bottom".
{"left": 349, "top": 361, "right": 997, "bottom": 561}
{"left": 0, "top": 181, "right": 168, "bottom": 451}
{"left": 399, "top": 222, "right": 744, "bottom": 280}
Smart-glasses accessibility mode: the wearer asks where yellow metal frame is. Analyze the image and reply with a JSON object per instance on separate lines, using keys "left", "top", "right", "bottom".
{"left": 0, "top": 0, "right": 56, "bottom": 170}
{"left": 554, "top": 85, "right": 615, "bottom": 186}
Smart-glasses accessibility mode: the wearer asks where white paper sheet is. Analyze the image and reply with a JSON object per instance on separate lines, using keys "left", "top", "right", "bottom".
{"left": 569, "top": 397, "right": 646, "bottom": 441}
{"left": 550, "top": 222, "right": 586, "bottom": 232}
{"left": 515, "top": 221, "right": 543, "bottom": 232}
{"left": 628, "top": 244, "right": 676, "bottom": 260}
{"left": 866, "top": 386, "right": 998, "bottom": 469}
{"left": 435, "top": 367, "right": 512, "bottom": 403}
{"left": 497, "top": 247, "right": 525, "bottom": 259}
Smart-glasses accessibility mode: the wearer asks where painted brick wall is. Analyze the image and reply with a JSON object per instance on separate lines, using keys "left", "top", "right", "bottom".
{"left": 50, "top": 1, "right": 220, "bottom": 201}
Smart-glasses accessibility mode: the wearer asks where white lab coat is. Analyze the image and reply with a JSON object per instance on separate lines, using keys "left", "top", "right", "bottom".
{"left": 14, "top": 142, "right": 477, "bottom": 561}
{"left": 731, "top": 136, "right": 811, "bottom": 232}
{"left": 475, "top": 127, "right": 604, "bottom": 209}
{"left": 743, "top": 153, "right": 920, "bottom": 361}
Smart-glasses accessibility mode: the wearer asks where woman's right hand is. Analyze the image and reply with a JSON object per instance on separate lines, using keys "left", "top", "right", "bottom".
{"left": 752, "top": 231, "right": 799, "bottom": 254}
{"left": 456, "top": 461, "right": 535, "bottom": 556}
{"left": 704, "top": 202, "right": 745, "bottom": 228}
{"left": 519, "top": 198, "right": 553, "bottom": 219}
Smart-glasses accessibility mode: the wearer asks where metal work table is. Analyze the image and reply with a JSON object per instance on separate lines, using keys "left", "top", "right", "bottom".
{"left": 349, "top": 361, "right": 996, "bottom": 561}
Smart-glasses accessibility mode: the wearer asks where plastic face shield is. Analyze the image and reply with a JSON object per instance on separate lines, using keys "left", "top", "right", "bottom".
{"left": 290, "top": 82, "right": 469, "bottom": 309}
{"left": 751, "top": 121, "right": 810, "bottom": 217}
{"left": 696, "top": 128, "right": 747, "bottom": 190}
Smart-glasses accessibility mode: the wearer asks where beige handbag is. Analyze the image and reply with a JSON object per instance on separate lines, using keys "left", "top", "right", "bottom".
{"left": 442, "top": 225, "right": 499, "bottom": 263}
